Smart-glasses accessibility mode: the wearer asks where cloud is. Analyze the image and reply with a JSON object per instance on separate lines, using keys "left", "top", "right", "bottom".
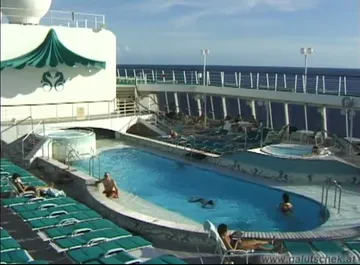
{"left": 127, "top": 0, "right": 320, "bottom": 27}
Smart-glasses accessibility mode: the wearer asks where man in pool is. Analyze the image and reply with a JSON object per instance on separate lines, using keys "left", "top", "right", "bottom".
{"left": 280, "top": 193, "right": 293, "bottom": 214}
{"left": 95, "top": 172, "right": 119, "bottom": 199}
{"left": 188, "top": 197, "right": 215, "bottom": 209}
{"left": 312, "top": 145, "right": 319, "bottom": 155}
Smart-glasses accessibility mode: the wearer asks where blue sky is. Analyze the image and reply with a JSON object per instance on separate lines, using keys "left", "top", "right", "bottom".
{"left": 51, "top": 0, "right": 359, "bottom": 68}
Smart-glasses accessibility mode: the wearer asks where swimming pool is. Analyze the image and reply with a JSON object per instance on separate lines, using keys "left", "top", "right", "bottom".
{"left": 261, "top": 144, "right": 315, "bottom": 158}
{"left": 74, "top": 147, "right": 325, "bottom": 232}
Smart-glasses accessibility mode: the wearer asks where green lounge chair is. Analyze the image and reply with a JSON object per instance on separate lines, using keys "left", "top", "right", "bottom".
{"left": 51, "top": 227, "right": 132, "bottom": 252}
{"left": 12, "top": 197, "right": 76, "bottom": 213}
{"left": 2, "top": 195, "right": 56, "bottom": 207}
{"left": 0, "top": 167, "right": 33, "bottom": 177}
{"left": 1, "top": 228, "right": 11, "bottom": 240}
{"left": 18, "top": 203, "right": 90, "bottom": 221}
{"left": 67, "top": 236, "right": 152, "bottom": 264}
{"left": 0, "top": 185, "right": 15, "bottom": 193}
{"left": 283, "top": 241, "right": 321, "bottom": 264}
{"left": 0, "top": 238, "right": 22, "bottom": 253}
{"left": 0, "top": 249, "right": 33, "bottom": 263}
{"left": 29, "top": 211, "right": 102, "bottom": 230}
{"left": 38, "top": 219, "right": 119, "bottom": 241}
{"left": 143, "top": 255, "right": 188, "bottom": 264}
{"left": 345, "top": 241, "right": 360, "bottom": 259}
{"left": 27, "top": 260, "right": 50, "bottom": 264}
{"left": 311, "top": 241, "right": 357, "bottom": 264}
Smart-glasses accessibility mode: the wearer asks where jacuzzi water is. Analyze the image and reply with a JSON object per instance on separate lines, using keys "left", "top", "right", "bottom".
{"left": 261, "top": 144, "right": 315, "bottom": 158}
{"left": 74, "top": 148, "right": 325, "bottom": 232}
{"left": 46, "top": 130, "right": 90, "bottom": 139}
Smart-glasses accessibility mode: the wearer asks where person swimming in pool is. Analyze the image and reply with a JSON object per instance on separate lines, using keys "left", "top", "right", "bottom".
{"left": 280, "top": 193, "right": 293, "bottom": 214}
{"left": 188, "top": 197, "right": 215, "bottom": 209}
{"left": 312, "top": 145, "right": 320, "bottom": 155}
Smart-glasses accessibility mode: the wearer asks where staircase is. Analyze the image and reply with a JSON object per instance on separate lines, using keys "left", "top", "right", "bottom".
{"left": 1, "top": 135, "right": 41, "bottom": 167}
{"left": 115, "top": 86, "right": 136, "bottom": 115}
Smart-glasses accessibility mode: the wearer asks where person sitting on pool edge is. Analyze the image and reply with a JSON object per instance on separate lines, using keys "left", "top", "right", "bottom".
{"left": 217, "top": 224, "right": 274, "bottom": 251}
{"left": 95, "top": 172, "right": 119, "bottom": 199}
{"left": 312, "top": 145, "right": 320, "bottom": 155}
{"left": 280, "top": 193, "right": 293, "bottom": 214}
{"left": 188, "top": 197, "right": 215, "bottom": 209}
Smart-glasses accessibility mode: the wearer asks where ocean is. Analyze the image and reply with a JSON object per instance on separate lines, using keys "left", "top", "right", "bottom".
{"left": 117, "top": 65, "right": 360, "bottom": 138}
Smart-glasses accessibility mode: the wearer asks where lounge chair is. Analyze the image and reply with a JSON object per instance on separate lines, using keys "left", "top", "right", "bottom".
{"left": 11, "top": 197, "right": 76, "bottom": 213}
{"left": 16, "top": 203, "right": 91, "bottom": 221}
{"left": 282, "top": 241, "right": 321, "bottom": 264}
{"left": 263, "top": 124, "right": 289, "bottom": 144}
{"left": 50, "top": 227, "right": 132, "bottom": 252}
{"left": 67, "top": 236, "right": 152, "bottom": 264}
{"left": 0, "top": 228, "right": 11, "bottom": 240}
{"left": 2, "top": 195, "right": 57, "bottom": 208}
{"left": 28, "top": 211, "right": 102, "bottom": 231}
{"left": 0, "top": 238, "right": 22, "bottom": 253}
{"left": 142, "top": 255, "right": 188, "bottom": 264}
{"left": 203, "top": 220, "right": 255, "bottom": 264}
{"left": 345, "top": 241, "right": 360, "bottom": 260}
{"left": 38, "top": 219, "right": 118, "bottom": 241}
{"left": 311, "top": 241, "right": 359, "bottom": 264}
{"left": 0, "top": 249, "right": 34, "bottom": 263}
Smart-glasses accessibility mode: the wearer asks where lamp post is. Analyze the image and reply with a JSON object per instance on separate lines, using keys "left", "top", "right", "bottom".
{"left": 300, "top": 47, "right": 313, "bottom": 131}
{"left": 201, "top": 49, "right": 210, "bottom": 127}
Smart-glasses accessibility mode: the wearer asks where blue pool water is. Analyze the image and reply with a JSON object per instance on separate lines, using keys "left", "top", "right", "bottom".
{"left": 261, "top": 144, "right": 313, "bottom": 157}
{"left": 74, "top": 148, "right": 324, "bottom": 232}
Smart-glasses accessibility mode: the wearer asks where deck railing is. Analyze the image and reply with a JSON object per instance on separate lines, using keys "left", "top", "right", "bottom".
{"left": 0, "top": 98, "right": 135, "bottom": 124}
{"left": 0, "top": 7, "right": 105, "bottom": 29}
{"left": 116, "top": 68, "right": 360, "bottom": 97}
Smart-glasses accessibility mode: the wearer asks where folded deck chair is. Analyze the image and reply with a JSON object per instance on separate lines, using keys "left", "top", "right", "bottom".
{"left": 311, "top": 241, "right": 358, "bottom": 264}
{"left": 0, "top": 249, "right": 34, "bottom": 263}
{"left": 82, "top": 250, "right": 141, "bottom": 264}
{"left": 38, "top": 219, "right": 118, "bottom": 241}
{"left": 203, "top": 220, "right": 254, "bottom": 264}
{"left": 26, "top": 261, "right": 50, "bottom": 264}
{"left": 51, "top": 227, "right": 132, "bottom": 252}
{"left": 143, "top": 255, "right": 188, "bottom": 264}
{"left": 67, "top": 236, "right": 152, "bottom": 264}
{"left": 282, "top": 241, "right": 321, "bottom": 264}
{"left": 0, "top": 238, "right": 22, "bottom": 253}
{"left": 18, "top": 203, "right": 90, "bottom": 221}
{"left": 11, "top": 197, "right": 76, "bottom": 213}
{"left": 29, "top": 211, "right": 102, "bottom": 231}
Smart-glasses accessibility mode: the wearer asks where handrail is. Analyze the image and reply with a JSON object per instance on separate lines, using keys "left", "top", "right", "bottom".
{"left": 21, "top": 120, "right": 45, "bottom": 161}
{"left": 321, "top": 179, "right": 342, "bottom": 219}
{"left": 0, "top": 116, "right": 33, "bottom": 135}
{"left": 89, "top": 155, "right": 100, "bottom": 178}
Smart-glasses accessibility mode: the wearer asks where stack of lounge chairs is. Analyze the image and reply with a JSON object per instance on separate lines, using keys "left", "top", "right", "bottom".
{"left": 0, "top": 158, "right": 187, "bottom": 264}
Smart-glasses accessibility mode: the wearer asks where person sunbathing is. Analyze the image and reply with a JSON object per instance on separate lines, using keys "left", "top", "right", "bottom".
{"left": 95, "top": 172, "right": 119, "bottom": 199}
{"left": 11, "top": 173, "right": 50, "bottom": 196}
{"left": 217, "top": 224, "right": 274, "bottom": 251}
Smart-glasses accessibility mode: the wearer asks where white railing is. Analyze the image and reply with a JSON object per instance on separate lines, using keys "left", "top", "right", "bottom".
{"left": 1, "top": 98, "right": 137, "bottom": 124}
{"left": 21, "top": 120, "right": 45, "bottom": 161}
{"left": 117, "top": 68, "right": 360, "bottom": 96}
{"left": 0, "top": 116, "right": 34, "bottom": 149}
{"left": 0, "top": 7, "right": 105, "bottom": 29}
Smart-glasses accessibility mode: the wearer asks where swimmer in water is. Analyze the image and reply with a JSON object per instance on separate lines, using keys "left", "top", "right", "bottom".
{"left": 188, "top": 197, "right": 216, "bottom": 209}
{"left": 280, "top": 193, "right": 293, "bottom": 214}
{"left": 312, "top": 145, "right": 319, "bottom": 155}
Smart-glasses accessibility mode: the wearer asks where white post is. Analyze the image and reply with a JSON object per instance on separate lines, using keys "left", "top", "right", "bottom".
{"left": 222, "top": 97, "right": 227, "bottom": 118}
{"left": 210, "top": 96, "right": 215, "bottom": 119}
{"left": 300, "top": 47, "right": 313, "bottom": 94}
{"left": 284, "top": 103, "right": 290, "bottom": 125}
{"left": 323, "top": 107, "right": 328, "bottom": 138}
{"left": 186, "top": 93, "right": 191, "bottom": 116}
{"left": 164, "top": 92, "right": 169, "bottom": 113}
{"left": 304, "top": 105, "right": 309, "bottom": 131}
{"left": 201, "top": 49, "right": 210, "bottom": 126}
{"left": 237, "top": 98, "right": 242, "bottom": 115}
{"left": 268, "top": 101, "right": 273, "bottom": 128}
{"left": 183, "top": 71, "right": 187, "bottom": 84}
{"left": 251, "top": 100, "right": 256, "bottom": 119}
{"left": 174, "top": 93, "right": 180, "bottom": 113}
{"left": 349, "top": 110, "right": 355, "bottom": 144}
{"left": 197, "top": 98, "right": 202, "bottom": 117}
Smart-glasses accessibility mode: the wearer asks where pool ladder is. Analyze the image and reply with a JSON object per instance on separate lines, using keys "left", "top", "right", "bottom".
{"left": 321, "top": 180, "right": 342, "bottom": 218}
{"left": 89, "top": 155, "right": 101, "bottom": 178}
